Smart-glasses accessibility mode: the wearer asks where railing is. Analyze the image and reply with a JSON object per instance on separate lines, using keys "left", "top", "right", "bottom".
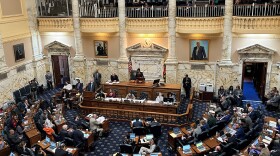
{"left": 126, "top": 6, "right": 168, "bottom": 18}
{"left": 233, "top": 3, "right": 280, "bottom": 16}
{"left": 37, "top": 0, "right": 72, "bottom": 17}
{"left": 38, "top": 18, "right": 73, "bottom": 32}
{"left": 126, "top": 18, "right": 168, "bottom": 33}
{"left": 177, "top": 5, "right": 225, "bottom": 17}
{"left": 80, "top": 18, "right": 119, "bottom": 32}
{"left": 79, "top": 5, "right": 118, "bottom": 18}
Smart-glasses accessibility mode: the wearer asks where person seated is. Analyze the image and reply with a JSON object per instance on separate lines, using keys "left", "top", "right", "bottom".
{"left": 243, "top": 113, "right": 253, "bottom": 129}
{"left": 207, "top": 146, "right": 222, "bottom": 156}
{"left": 75, "top": 79, "right": 83, "bottom": 93}
{"left": 43, "top": 124, "right": 55, "bottom": 141}
{"left": 90, "top": 114, "right": 104, "bottom": 137}
{"left": 107, "top": 89, "right": 116, "bottom": 98}
{"left": 234, "top": 123, "right": 245, "bottom": 140}
{"left": 207, "top": 112, "right": 217, "bottom": 128}
{"left": 155, "top": 92, "right": 164, "bottom": 103}
{"left": 217, "top": 86, "right": 226, "bottom": 99}
{"left": 267, "top": 87, "right": 278, "bottom": 100}
{"left": 223, "top": 133, "right": 236, "bottom": 144}
{"left": 86, "top": 79, "right": 96, "bottom": 92}
{"left": 16, "top": 141, "right": 30, "bottom": 155}
{"left": 248, "top": 107, "right": 260, "bottom": 122}
{"left": 139, "top": 138, "right": 156, "bottom": 155}
{"left": 267, "top": 91, "right": 280, "bottom": 110}
{"left": 219, "top": 110, "right": 232, "bottom": 122}
{"left": 242, "top": 103, "right": 251, "bottom": 113}
{"left": 72, "top": 126, "right": 86, "bottom": 147}
{"left": 55, "top": 143, "right": 69, "bottom": 156}
{"left": 110, "top": 73, "right": 119, "bottom": 82}
{"left": 215, "top": 96, "right": 230, "bottom": 113}
{"left": 249, "top": 143, "right": 270, "bottom": 156}
{"left": 125, "top": 92, "right": 136, "bottom": 100}
{"left": 132, "top": 117, "right": 143, "bottom": 127}
{"left": 191, "top": 122, "right": 202, "bottom": 140}
{"left": 135, "top": 68, "right": 145, "bottom": 82}
{"left": 177, "top": 134, "right": 193, "bottom": 146}
{"left": 95, "top": 90, "right": 106, "bottom": 99}
{"left": 200, "top": 119, "right": 210, "bottom": 131}
{"left": 59, "top": 125, "right": 69, "bottom": 141}
{"left": 44, "top": 116, "right": 55, "bottom": 128}
{"left": 233, "top": 85, "right": 243, "bottom": 106}
{"left": 63, "top": 81, "right": 72, "bottom": 91}
{"left": 167, "top": 92, "right": 176, "bottom": 102}
{"left": 227, "top": 86, "right": 234, "bottom": 96}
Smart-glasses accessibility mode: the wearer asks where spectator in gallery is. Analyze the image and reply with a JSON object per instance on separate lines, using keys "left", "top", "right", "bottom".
{"left": 110, "top": 73, "right": 119, "bottom": 82}
{"left": 155, "top": 92, "right": 164, "bottom": 103}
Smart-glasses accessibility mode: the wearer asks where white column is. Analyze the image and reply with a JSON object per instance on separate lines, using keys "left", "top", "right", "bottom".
{"left": 118, "top": 0, "right": 128, "bottom": 61}
{"left": 25, "top": 0, "right": 43, "bottom": 61}
{"left": 165, "top": 0, "right": 178, "bottom": 63}
{"left": 0, "top": 33, "right": 8, "bottom": 71}
{"left": 221, "top": 0, "right": 233, "bottom": 64}
{"left": 72, "top": 0, "right": 85, "bottom": 61}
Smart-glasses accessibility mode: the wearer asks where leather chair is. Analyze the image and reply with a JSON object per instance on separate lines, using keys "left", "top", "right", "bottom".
{"left": 64, "top": 137, "right": 74, "bottom": 146}
{"left": 133, "top": 127, "right": 146, "bottom": 136}
{"left": 150, "top": 124, "right": 162, "bottom": 138}
{"left": 119, "top": 144, "right": 134, "bottom": 154}
{"left": 208, "top": 125, "right": 219, "bottom": 136}
{"left": 52, "top": 133, "right": 61, "bottom": 142}
{"left": 216, "top": 120, "right": 226, "bottom": 130}
{"left": 234, "top": 139, "right": 248, "bottom": 150}
{"left": 197, "top": 131, "right": 209, "bottom": 141}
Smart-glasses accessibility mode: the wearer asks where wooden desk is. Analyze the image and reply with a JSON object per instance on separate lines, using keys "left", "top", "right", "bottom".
{"left": 38, "top": 139, "right": 78, "bottom": 156}
{"left": 191, "top": 143, "right": 210, "bottom": 154}
{"left": 168, "top": 131, "right": 184, "bottom": 150}
{"left": 264, "top": 116, "right": 277, "bottom": 122}
{"left": 195, "top": 91, "right": 213, "bottom": 102}
{"left": 38, "top": 139, "right": 51, "bottom": 149}
{"left": 82, "top": 100, "right": 179, "bottom": 114}
{"left": 0, "top": 142, "right": 10, "bottom": 156}
{"left": 54, "top": 118, "right": 66, "bottom": 133}
{"left": 177, "top": 147, "right": 196, "bottom": 156}
{"left": 103, "top": 82, "right": 181, "bottom": 102}
{"left": 203, "top": 137, "right": 220, "bottom": 149}
{"left": 82, "top": 130, "right": 94, "bottom": 149}
{"left": 25, "top": 129, "right": 41, "bottom": 147}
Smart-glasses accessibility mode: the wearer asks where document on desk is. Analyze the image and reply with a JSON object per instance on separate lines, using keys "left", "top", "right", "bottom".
{"left": 269, "top": 121, "right": 277, "bottom": 128}
{"left": 97, "top": 116, "right": 105, "bottom": 123}
{"left": 170, "top": 132, "right": 178, "bottom": 138}
{"left": 66, "top": 148, "right": 74, "bottom": 153}
{"left": 217, "top": 137, "right": 223, "bottom": 142}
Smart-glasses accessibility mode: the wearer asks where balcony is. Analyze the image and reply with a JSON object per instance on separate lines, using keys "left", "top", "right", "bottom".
{"left": 38, "top": 18, "right": 73, "bottom": 32}
{"left": 80, "top": 18, "right": 119, "bottom": 33}
{"left": 126, "top": 18, "right": 168, "bottom": 33}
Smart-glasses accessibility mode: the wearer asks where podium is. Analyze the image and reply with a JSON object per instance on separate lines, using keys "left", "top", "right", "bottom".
{"left": 83, "top": 91, "right": 95, "bottom": 100}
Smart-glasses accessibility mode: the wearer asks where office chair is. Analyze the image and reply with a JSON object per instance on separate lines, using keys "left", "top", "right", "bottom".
{"left": 234, "top": 139, "right": 248, "bottom": 150}
{"left": 64, "top": 137, "right": 74, "bottom": 146}
{"left": 216, "top": 120, "right": 226, "bottom": 130}
{"left": 13, "top": 90, "right": 22, "bottom": 103}
{"left": 197, "top": 131, "right": 209, "bottom": 141}
{"left": 133, "top": 127, "right": 146, "bottom": 136}
{"left": 19, "top": 87, "right": 28, "bottom": 97}
{"left": 150, "top": 124, "right": 162, "bottom": 138}
{"left": 119, "top": 144, "right": 134, "bottom": 154}
{"left": 208, "top": 125, "right": 219, "bottom": 136}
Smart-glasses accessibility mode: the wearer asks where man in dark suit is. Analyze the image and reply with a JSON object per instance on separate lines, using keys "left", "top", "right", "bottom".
{"left": 192, "top": 41, "right": 206, "bottom": 60}
{"left": 234, "top": 123, "right": 245, "bottom": 140}
{"left": 111, "top": 73, "right": 119, "bottom": 82}
{"left": 93, "top": 69, "right": 102, "bottom": 88}
{"left": 182, "top": 74, "right": 191, "bottom": 98}
{"left": 54, "top": 143, "right": 69, "bottom": 156}
{"left": 75, "top": 79, "right": 83, "bottom": 93}
{"left": 72, "top": 126, "right": 86, "bottom": 147}
{"left": 132, "top": 118, "right": 143, "bottom": 127}
{"left": 59, "top": 125, "right": 69, "bottom": 141}
{"left": 86, "top": 79, "right": 96, "bottom": 92}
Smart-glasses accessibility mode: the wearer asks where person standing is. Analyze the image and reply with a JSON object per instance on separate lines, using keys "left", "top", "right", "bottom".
{"left": 93, "top": 69, "right": 101, "bottom": 88}
{"left": 45, "top": 71, "right": 53, "bottom": 90}
{"left": 29, "top": 78, "right": 39, "bottom": 101}
{"left": 182, "top": 74, "right": 192, "bottom": 98}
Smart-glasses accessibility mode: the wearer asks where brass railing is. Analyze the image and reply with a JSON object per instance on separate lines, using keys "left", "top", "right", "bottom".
{"left": 38, "top": 18, "right": 73, "bottom": 32}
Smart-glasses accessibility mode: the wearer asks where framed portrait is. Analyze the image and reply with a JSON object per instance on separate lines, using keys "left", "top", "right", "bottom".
{"left": 190, "top": 40, "right": 209, "bottom": 61}
{"left": 13, "top": 43, "right": 25, "bottom": 62}
{"left": 94, "top": 40, "right": 108, "bottom": 57}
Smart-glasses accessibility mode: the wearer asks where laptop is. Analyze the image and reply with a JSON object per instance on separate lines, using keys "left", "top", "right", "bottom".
{"left": 49, "top": 142, "right": 56, "bottom": 150}
{"left": 130, "top": 133, "right": 136, "bottom": 139}
{"left": 196, "top": 141, "right": 205, "bottom": 151}
{"left": 183, "top": 145, "right": 191, "bottom": 154}
{"left": 146, "top": 134, "right": 154, "bottom": 141}
{"left": 44, "top": 136, "right": 50, "bottom": 144}
{"left": 173, "top": 127, "right": 181, "bottom": 134}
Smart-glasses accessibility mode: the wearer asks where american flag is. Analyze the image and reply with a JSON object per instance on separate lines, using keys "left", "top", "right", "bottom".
{"left": 128, "top": 56, "right": 132, "bottom": 73}
{"left": 163, "top": 64, "right": 166, "bottom": 83}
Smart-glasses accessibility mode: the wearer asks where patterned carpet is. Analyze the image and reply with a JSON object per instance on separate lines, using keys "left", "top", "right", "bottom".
{"left": 37, "top": 88, "right": 279, "bottom": 156}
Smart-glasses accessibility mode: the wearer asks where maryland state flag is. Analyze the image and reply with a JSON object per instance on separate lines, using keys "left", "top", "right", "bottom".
{"left": 128, "top": 56, "right": 132, "bottom": 73}
{"left": 163, "top": 64, "right": 166, "bottom": 83}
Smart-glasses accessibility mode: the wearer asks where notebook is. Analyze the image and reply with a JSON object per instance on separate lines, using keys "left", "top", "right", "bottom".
{"left": 173, "top": 127, "right": 181, "bottom": 134}
{"left": 196, "top": 141, "right": 205, "bottom": 151}
{"left": 183, "top": 145, "right": 191, "bottom": 154}
{"left": 130, "top": 133, "right": 135, "bottom": 139}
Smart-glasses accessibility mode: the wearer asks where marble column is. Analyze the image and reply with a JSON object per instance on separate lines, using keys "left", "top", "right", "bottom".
{"left": 117, "top": 0, "right": 129, "bottom": 81}
{"left": 26, "top": 0, "right": 44, "bottom": 61}
{"left": 165, "top": 0, "right": 178, "bottom": 84}
{"left": 221, "top": 0, "right": 233, "bottom": 64}
{"left": 0, "top": 33, "right": 8, "bottom": 71}
{"left": 72, "top": 0, "right": 85, "bottom": 61}
{"left": 118, "top": 0, "right": 128, "bottom": 61}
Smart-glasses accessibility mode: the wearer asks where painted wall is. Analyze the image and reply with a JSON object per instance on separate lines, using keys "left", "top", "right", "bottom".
{"left": 0, "top": 0, "right": 22, "bottom": 16}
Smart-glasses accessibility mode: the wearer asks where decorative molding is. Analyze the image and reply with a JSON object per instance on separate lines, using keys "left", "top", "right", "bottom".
{"left": 44, "top": 41, "right": 71, "bottom": 55}
{"left": 38, "top": 18, "right": 74, "bottom": 32}
{"left": 80, "top": 18, "right": 119, "bottom": 32}
{"left": 191, "top": 64, "right": 206, "bottom": 70}
{"left": 237, "top": 44, "right": 276, "bottom": 55}
{"left": 232, "top": 16, "right": 280, "bottom": 34}
{"left": 2, "top": 32, "right": 31, "bottom": 43}
{"left": 176, "top": 17, "right": 224, "bottom": 33}
{"left": 126, "top": 18, "right": 168, "bottom": 33}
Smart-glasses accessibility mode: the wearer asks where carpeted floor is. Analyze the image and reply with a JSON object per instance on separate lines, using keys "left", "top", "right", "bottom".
{"left": 243, "top": 81, "right": 261, "bottom": 101}
{"left": 37, "top": 87, "right": 279, "bottom": 156}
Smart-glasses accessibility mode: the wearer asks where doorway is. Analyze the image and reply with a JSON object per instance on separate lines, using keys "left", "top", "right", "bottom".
{"left": 242, "top": 62, "right": 267, "bottom": 101}
{"left": 51, "top": 55, "right": 70, "bottom": 87}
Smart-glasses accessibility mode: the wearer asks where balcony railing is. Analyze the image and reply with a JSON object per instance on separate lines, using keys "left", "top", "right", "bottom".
{"left": 126, "top": 6, "right": 168, "bottom": 18}
{"left": 80, "top": 18, "right": 119, "bottom": 32}
{"left": 38, "top": 18, "right": 73, "bottom": 32}
{"left": 177, "top": 5, "right": 225, "bottom": 17}
{"left": 37, "top": 0, "right": 72, "bottom": 17}
{"left": 233, "top": 3, "right": 280, "bottom": 16}
{"left": 79, "top": 5, "right": 118, "bottom": 18}
{"left": 126, "top": 18, "right": 168, "bottom": 33}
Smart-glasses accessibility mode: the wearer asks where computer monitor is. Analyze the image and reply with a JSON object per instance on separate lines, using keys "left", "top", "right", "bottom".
{"left": 130, "top": 133, "right": 136, "bottom": 139}
{"left": 146, "top": 134, "right": 154, "bottom": 141}
{"left": 153, "top": 79, "right": 160, "bottom": 85}
{"left": 164, "top": 98, "right": 174, "bottom": 103}
{"left": 183, "top": 145, "right": 191, "bottom": 151}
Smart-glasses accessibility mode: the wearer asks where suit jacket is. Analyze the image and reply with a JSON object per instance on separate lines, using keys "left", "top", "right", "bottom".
{"left": 182, "top": 77, "right": 191, "bottom": 89}
{"left": 55, "top": 148, "right": 68, "bottom": 156}
{"left": 192, "top": 46, "right": 206, "bottom": 60}
{"left": 132, "top": 120, "right": 143, "bottom": 127}
{"left": 93, "top": 72, "right": 102, "bottom": 84}
{"left": 86, "top": 82, "right": 96, "bottom": 92}
{"left": 111, "top": 75, "right": 119, "bottom": 82}
{"left": 90, "top": 118, "right": 101, "bottom": 131}
{"left": 72, "top": 130, "right": 85, "bottom": 146}
{"left": 59, "top": 129, "right": 69, "bottom": 141}
{"left": 235, "top": 127, "right": 245, "bottom": 140}
{"left": 76, "top": 82, "right": 83, "bottom": 93}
